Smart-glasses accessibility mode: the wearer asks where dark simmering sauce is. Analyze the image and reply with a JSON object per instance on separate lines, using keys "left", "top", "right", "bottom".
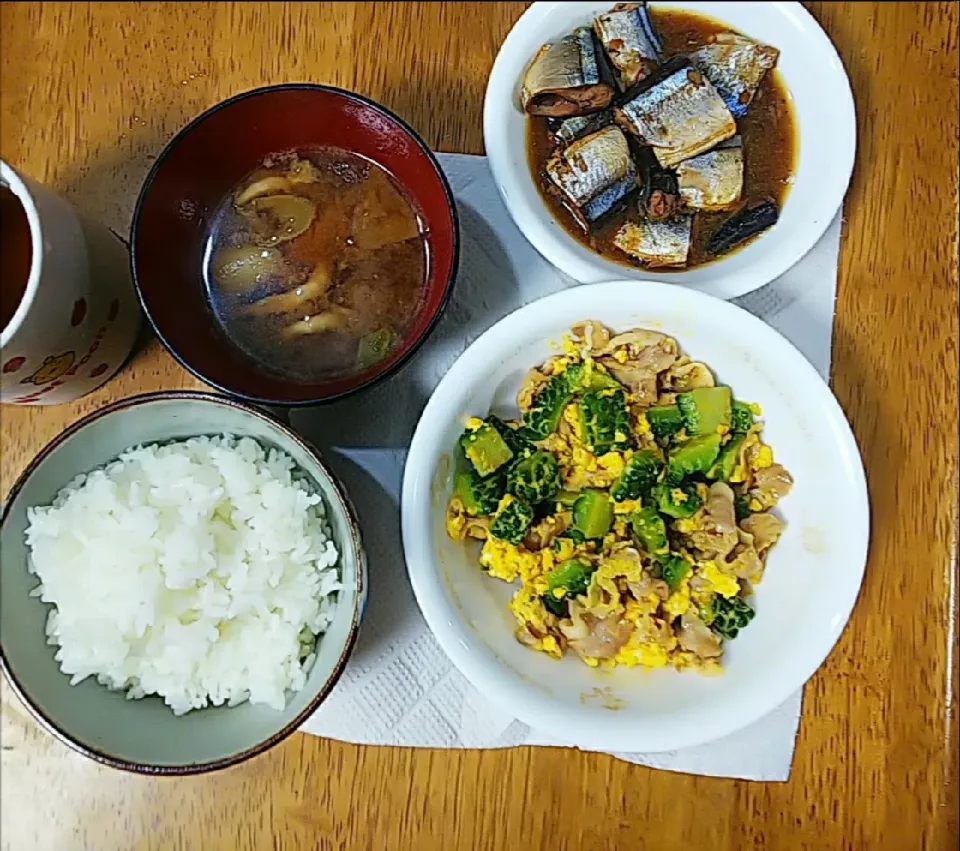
{"left": 527, "top": 8, "right": 798, "bottom": 269}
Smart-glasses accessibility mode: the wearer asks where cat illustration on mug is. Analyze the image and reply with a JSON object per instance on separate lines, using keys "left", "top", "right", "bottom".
{"left": 20, "top": 351, "right": 76, "bottom": 386}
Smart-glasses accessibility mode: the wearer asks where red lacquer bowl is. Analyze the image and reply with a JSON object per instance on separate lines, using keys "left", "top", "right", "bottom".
{"left": 131, "top": 85, "right": 458, "bottom": 405}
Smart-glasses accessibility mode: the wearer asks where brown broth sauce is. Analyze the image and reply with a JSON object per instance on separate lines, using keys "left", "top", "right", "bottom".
{"left": 204, "top": 147, "right": 428, "bottom": 382}
{"left": 527, "top": 8, "right": 799, "bottom": 269}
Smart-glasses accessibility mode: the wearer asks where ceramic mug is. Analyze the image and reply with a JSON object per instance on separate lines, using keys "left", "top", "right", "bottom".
{"left": 0, "top": 161, "right": 140, "bottom": 405}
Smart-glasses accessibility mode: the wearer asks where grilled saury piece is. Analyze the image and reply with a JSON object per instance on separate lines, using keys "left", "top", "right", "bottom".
{"left": 614, "top": 215, "right": 693, "bottom": 267}
{"left": 521, "top": 27, "right": 616, "bottom": 117}
{"left": 707, "top": 200, "right": 779, "bottom": 254}
{"left": 547, "top": 109, "right": 614, "bottom": 146}
{"left": 689, "top": 33, "right": 780, "bottom": 118}
{"left": 593, "top": 2, "right": 663, "bottom": 89}
{"left": 615, "top": 58, "right": 736, "bottom": 168}
{"left": 545, "top": 125, "right": 638, "bottom": 229}
{"left": 675, "top": 135, "right": 743, "bottom": 211}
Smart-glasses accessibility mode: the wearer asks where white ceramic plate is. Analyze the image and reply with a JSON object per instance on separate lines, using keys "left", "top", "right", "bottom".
{"left": 483, "top": 1, "right": 856, "bottom": 298}
{"left": 402, "top": 281, "right": 868, "bottom": 752}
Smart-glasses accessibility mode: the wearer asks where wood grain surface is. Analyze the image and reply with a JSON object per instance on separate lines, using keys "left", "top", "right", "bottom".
{"left": 1, "top": 3, "right": 957, "bottom": 850}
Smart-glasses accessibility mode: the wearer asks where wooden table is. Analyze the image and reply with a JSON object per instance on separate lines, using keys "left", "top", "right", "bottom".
{"left": 1, "top": 3, "right": 957, "bottom": 849}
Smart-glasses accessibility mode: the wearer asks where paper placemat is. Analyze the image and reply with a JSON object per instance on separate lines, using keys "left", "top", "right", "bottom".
{"left": 292, "top": 153, "right": 842, "bottom": 780}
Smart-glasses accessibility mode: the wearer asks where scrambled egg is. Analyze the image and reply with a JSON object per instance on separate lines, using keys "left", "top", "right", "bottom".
{"left": 615, "top": 632, "right": 672, "bottom": 669}
{"left": 613, "top": 498, "right": 642, "bottom": 515}
{"left": 598, "top": 452, "right": 625, "bottom": 477}
{"left": 662, "top": 575, "right": 692, "bottom": 618}
{"left": 480, "top": 536, "right": 548, "bottom": 589}
{"left": 624, "top": 595, "right": 661, "bottom": 622}
{"left": 552, "top": 537, "right": 576, "bottom": 561}
{"left": 509, "top": 585, "right": 549, "bottom": 631}
{"left": 754, "top": 445, "right": 774, "bottom": 470}
{"left": 446, "top": 497, "right": 467, "bottom": 539}
{"left": 549, "top": 405, "right": 626, "bottom": 490}
{"left": 699, "top": 561, "right": 740, "bottom": 598}
{"left": 562, "top": 402, "right": 583, "bottom": 439}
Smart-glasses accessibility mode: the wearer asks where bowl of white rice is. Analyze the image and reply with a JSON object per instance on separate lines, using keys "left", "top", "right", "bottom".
{"left": 0, "top": 391, "right": 366, "bottom": 774}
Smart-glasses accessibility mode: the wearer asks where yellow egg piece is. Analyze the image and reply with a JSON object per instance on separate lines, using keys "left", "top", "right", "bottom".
{"left": 754, "top": 445, "right": 774, "bottom": 469}
{"left": 699, "top": 561, "right": 740, "bottom": 598}
{"left": 663, "top": 576, "right": 692, "bottom": 618}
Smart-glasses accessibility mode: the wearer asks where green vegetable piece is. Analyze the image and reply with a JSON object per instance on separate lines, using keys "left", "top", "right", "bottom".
{"left": 629, "top": 505, "right": 668, "bottom": 554}
{"left": 708, "top": 435, "right": 745, "bottom": 482}
{"left": 611, "top": 449, "right": 663, "bottom": 502}
{"left": 699, "top": 599, "right": 717, "bottom": 626}
{"left": 705, "top": 595, "right": 756, "bottom": 640}
{"left": 489, "top": 495, "right": 534, "bottom": 545}
{"left": 677, "top": 386, "right": 732, "bottom": 436}
{"left": 506, "top": 450, "right": 562, "bottom": 504}
{"left": 734, "top": 493, "right": 753, "bottom": 521}
{"left": 486, "top": 415, "right": 533, "bottom": 458}
{"left": 646, "top": 404, "right": 684, "bottom": 442}
{"left": 454, "top": 469, "right": 505, "bottom": 516}
{"left": 541, "top": 593, "right": 568, "bottom": 617}
{"left": 356, "top": 327, "right": 397, "bottom": 368}
{"left": 518, "top": 372, "right": 576, "bottom": 441}
{"left": 656, "top": 482, "right": 703, "bottom": 519}
{"left": 731, "top": 400, "right": 754, "bottom": 434}
{"left": 547, "top": 558, "right": 595, "bottom": 597}
{"left": 572, "top": 489, "right": 614, "bottom": 538}
{"left": 453, "top": 439, "right": 470, "bottom": 473}
{"left": 566, "top": 363, "right": 622, "bottom": 392}
{"left": 518, "top": 364, "right": 626, "bottom": 443}
{"left": 578, "top": 389, "right": 631, "bottom": 455}
{"left": 460, "top": 423, "right": 514, "bottom": 477}
{"left": 541, "top": 557, "right": 596, "bottom": 617}
{"left": 555, "top": 489, "right": 581, "bottom": 507}
{"left": 668, "top": 433, "right": 722, "bottom": 480}
{"left": 660, "top": 553, "right": 691, "bottom": 592}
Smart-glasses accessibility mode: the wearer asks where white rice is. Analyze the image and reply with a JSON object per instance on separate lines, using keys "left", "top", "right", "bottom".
{"left": 24, "top": 435, "right": 341, "bottom": 715}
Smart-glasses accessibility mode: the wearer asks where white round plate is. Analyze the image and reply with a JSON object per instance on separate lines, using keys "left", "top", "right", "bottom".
{"left": 483, "top": 1, "right": 857, "bottom": 299}
{"left": 402, "top": 281, "right": 868, "bottom": 752}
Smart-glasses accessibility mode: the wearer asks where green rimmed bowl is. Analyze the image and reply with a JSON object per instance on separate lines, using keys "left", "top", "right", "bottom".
{"left": 0, "top": 391, "right": 366, "bottom": 774}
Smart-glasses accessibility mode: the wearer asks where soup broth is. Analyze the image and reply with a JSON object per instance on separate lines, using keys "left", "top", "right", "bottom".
{"left": 204, "top": 147, "right": 429, "bottom": 381}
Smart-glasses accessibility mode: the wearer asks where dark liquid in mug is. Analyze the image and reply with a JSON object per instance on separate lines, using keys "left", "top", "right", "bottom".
{"left": 0, "top": 184, "right": 33, "bottom": 332}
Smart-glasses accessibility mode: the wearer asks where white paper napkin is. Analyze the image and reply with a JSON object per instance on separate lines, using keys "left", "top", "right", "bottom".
{"left": 293, "top": 153, "right": 843, "bottom": 780}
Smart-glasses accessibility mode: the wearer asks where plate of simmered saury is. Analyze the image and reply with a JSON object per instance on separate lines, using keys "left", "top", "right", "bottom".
{"left": 484, "top": 1, "right": 856, "bottom": 298}
{"left": 402, "top": 281, "right": 868, "bottom": 753}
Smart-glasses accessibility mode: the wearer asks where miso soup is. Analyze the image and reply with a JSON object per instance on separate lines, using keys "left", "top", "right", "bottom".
{"left": 203, "top": 148, "right": 429, "bottom": 381}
